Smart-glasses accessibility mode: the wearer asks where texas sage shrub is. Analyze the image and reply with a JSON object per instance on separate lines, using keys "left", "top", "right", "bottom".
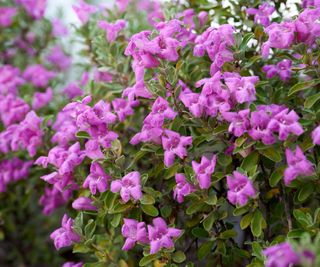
{"left": 1, "top": 0, "right": 320, "bottom": 266}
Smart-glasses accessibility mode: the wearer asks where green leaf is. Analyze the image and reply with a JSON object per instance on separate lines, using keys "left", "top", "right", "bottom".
{"left": 251, "top": 210, "right": 265, "bottom": 237}
{"left": 241, "top": 152, "right": 259, "bottom": 175}
{"left": 111, "top": 202, "right": 131, "bottom": 214}
{"left": 251, "top": 242, "right": 264, "bottom": 260}
{"left": 84, "top": 219, "right": 96, "bottom": 239}
{"left": 269, "top": 166, "right": 285, "bottom": 187}
{"left": 172, "top": 251, "right": 186, "bottom": 263}
{"left": 205, "top": 194, "right": 217, "bottom": 205}
{"left": 240, "top": 33, "right": 254, "bottom": 51}
{"left": 140, "top": 194, "right": 155, "bottom": 205}
{"left": 288, "top": 79, "right": 320, "bottom": 96}
{"left": 203, "top": 212, "right": 217, "bottom": 232}
{"left": 293, "top": 209, "right": 313, "bottom": 228}
{"left": 233, "top": 205, "right": 250, "bottom": 216}
{"left": 287, "top": 229, "right": 305, "bottom": 238}
{"left": 111, "top": 214, "right": 122, "bottom": 228}
{"left": 298, "top": 183, "right": 314, "bottom": 202}
{"left": 73, "top": 243, "right": 91, "bottom": 254}
{"left": 197, "top": 241, "right": 214, "bottom": 260}
{"left": 186, "top": 202, "right": 205, "bottom": 215}
{"left": 160, "top": 205, "right": 172, "bottom": 218}
{"left": 240, "top": 213, "right": 253, "bottom": 230}
{"left": 76, "top": 131, "right": 90, "bottom": 139}
{"left": 219, "top": 229, "right": 237, "bottom": 239}
{"left": 304, "top": 92, "right": 320, "bottom": 109}
{"left": 191, "top": 227, "right": 208, "bottom": 238}
{"left": 259, "top": 147, "right": 282, "bottom": 162}
{"left": 139, "top": 254, "right": 160, "bottom": 266}
{"left": 141, "top": 204, "right": 159, "bottom": 217}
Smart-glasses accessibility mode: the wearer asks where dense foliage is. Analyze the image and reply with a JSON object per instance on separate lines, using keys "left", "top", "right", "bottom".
{"left": 1, "top": 0, "right": 320, "bottom": 266}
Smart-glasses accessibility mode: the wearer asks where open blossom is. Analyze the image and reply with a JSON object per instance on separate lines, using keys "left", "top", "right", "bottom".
{"left": 162, "top": 130, "right": 192, "bottom": 167}
{"left": 52, "top": 19, "right": 68, "bottom": 37}
{"left": 73, "top": 0, "right": 98, "bottom": 24}
{"left": 94, "top": 70, "right": 113, "bottom": 83}
{"left": 312, "top": 126, "right": 320, "bottom": 145}
{"left": 150, "top": 97, "right": 177, "bottom": 121}
{"left": 222, "top": 109, "right": 250, "bottom": 137}
{"left": 15, "top": 0, "right": 47, "bottom": 19}
{"left": 98, "top": 19, "right": 127, "bottom": 42}
{"left": 192, "top": 155, "right": 216, "bottom": 189}
{"left": 63, "top": 82, "right": 83, "bottom": 99}
{"left": 246, "top": 3, "right": 275, "bottom": 27}
{"left": 50, "top": 214, "right": 81, "bottom": 250}
{"left": 39, "top": 186, "right": 74, "bottom": 215}
{"left": 0, "top": 7, "right": 17, "bottom": 27}
{"left": 224, "top": 72, "right": 259, "bottom": 104}
{"left": 303, "top": 0, "right": 320, "bottom": 7}
{"left": 62, "top": 262, "right": 83, "bottom": 267}
{"left": 72, "top": 197, "right": 97, "bottom": 211}
{"left": 0, "top": 158, "right": 33, "bottom": 192}
{"left": 284, "top": 146, "right": 314, "bottom": 185}
{"left": 261, "top": 22, "right": 295, "bottom": 58}
{"left": 263, "top": 242, "right": 299, "bottom": 267}
{"left": 0, "top": 65, "right": 24, "bottom": 95}
{"left": 226, "top": 171, "right": 256, "bottom": 206}
{"left": 262, "top": 60, "right": 292, "bottom": 81}
{"left": 121, "top": 218, "right": 148, "bottom": 250}
{"left": 267, "top": 108, "right": 304, "bottom": 141}
{"left": 32, "top": 87, "right": 53, "bottom": 110}
{"left": 46, "top": 45, "right": 71, "bottom": 71}
{"left": 111, "top": 171, "right": 142, "bottom": 203}
{"left": 116, "top": 0, "right": 130, "bottom": 12}
{"left": 83, "top": 162, "right": 110, "bottom": 195}
{"left": 0, "top": 94, "right": 30, "bottom": 126}
{"left": 112, "top": 98, "right": 138, "bottom": 121}
{"left": 147, "top": 217, "right": 182, "bottom": 254}
{"left": 173, "top": 173, "right": 195, "bottom": 203}
{"left": 23, "top": 64, "right": 55, "bottom": 88}
{"left": 51, "top": 110, "right": 77, "bottom": 146}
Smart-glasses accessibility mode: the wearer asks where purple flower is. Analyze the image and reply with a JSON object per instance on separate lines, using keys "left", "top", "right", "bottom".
{"left": 198, "top": 11, "right": 208, "bottom": 26}
{"left": 62, "top": 262, "right": 83, "bottom": 267}
{"left": 261, "top": 22, "right": 295, "bottom": 58}
{"left": 147, "top": 217, "right": 182, "bottom": 254}
{"left": 15, "top": 0, "right": 47, "bottom": 20}
{"left": 63, "top": 82, "right": 84, "bottom": 99}
{"left": 23, "top": 64, "right": 55, "bottom": 88}
{"left": 303, "top": 0, "right": 320, "bottom": 8}
{"left": 51, "top": 110, "right": 77, "bottom": 146}
{"left": 0, "top": 7, "right": 17, "bottom": 27}
{"left": 72, "top": 0, "right": 98, "bottom": 24}
{"left": 121, "top": 218, "right": 148, "bottom": 250}
{"left": 83, "top": 162, "right": 110, "bottom": 194}
{"left": 51, "top": 19, "right": 68, "bottom": 37}
{"left": 284, "top": 146, "right": 314, "bottom": 185}
{"left": 267, "top": 108, "right": 304, "bottom": 141}
{"left": 0, "top": 94, "right": 30, "bottom": 126}
{"left": 222, "top": 109, "right": 250, "bottom": 137}
{"left": 224, "top": 72, "right": 259, "bottom": 104}
{"left": 173, "top": 173, "right": 195, "bottom": 203}
{"left": 112, "top": 98, "right": 137, "bottom": 121}
{"left": 46, "top": 45, "right": 71, "bottom": 71}
{"left": 226, "top": 171, "right": 256, "bottom": 206}
{"left": 72, "top": 197, "right": 97, "bottom": 211}
{"left": 312, "top": 126, "right": 320, "bottom": 145}
{"left": 32, "top": 87, "right": 53, "bottom": 110}
{"left": 246, "top": 3, "right": 275, "bottom": 27}
{"left": 98, "top": 19, "right": 127, "bottom": 42}
{"left": 192, "top": 155, "right": 216, "bottom": 189}
{"left": 263, "top": 242, "right": 299, "bottom": 267}
{"left": 178, "top": 82, "right": 203, "bottom": 118}
{"left": 116, "top": 0, "right": 130, "bottom": 12}
{"left": 262, "top": 60, "right": 292, "bottom": 81}
{"left": 150, "top": 97, "right": 177, "bottom": 121}
{"left": 0, "top": 65, "right": 24, "bottom": 95}
{"left": 94, "top": 70, "right": 113, "bottom": 83}
{"left": 162, "top": 130, "right": 192, "bottom": 167}
{"left": 50, "top": 214, "right": 81, "bottom": 250}
{"left": 249, "top": 109, "right": 275, "bottom": 145}
{"left": 110, "top": 171, "right": 142, "bottom": 203}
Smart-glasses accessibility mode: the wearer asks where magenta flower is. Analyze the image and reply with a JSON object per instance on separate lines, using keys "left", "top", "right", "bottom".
{"left": 162, "top": 130, "right": 192, "bottom": 167}
{"left": 0, "top": 65, "right": 24, "bottom": 95}
{"left": 262, "top": 60, "right": 292, "bottom": 81}
{"left": 62, "top": 262, "right": 83, "bottom": 267}
{"left": 72, "top": 197, "right": 97, "bottom": 211}
{"left": 150, "top": 97, "right": 177, "bottom": 121}
{"left": 83, "top": 162, "right": 110, "bottom": 195}
{"left": 52, "top": 19, "right": 68, "bottom": 37}
{"left": 226, "top": 171, "right": 256, "bottom": 206}
{"left": 121, "top": 218, "right": 148, "bottom": 250}
{"left": 94, "top": 70, "right": 113, "bottom": 83}
{"left": 110, "top": 171, "right": 142, "bottom": 203}
{"left": 192, "top": 155, "right": 216, "bottom": 189}
{"left": 222, "top": 109, "right": 250, "bottom": 137}
{"left": 46, "top": 45, "right": 71, "bottom": 71}
{"left": 179, "top": 84, "right": 203, "bottom": 118}
{"left": 246, "top": 3, "right": 275, "bottom": 27}
{"left": 173, "top": 173, "right": 195, "bottom": 203}
{"left": 312, "top": 126, "right": 320, "bottom": 145}
{"left": 50, "top": 214, "right": 81, "bottom": 250}
{"left": 15, "top": 0, "right": 47, "bottom": 20}
{"left": 63, "top": 82, "right": 84, "bottom": 99}
{"left": 23, "top": 64, "right": 55, "bottom": 88}
{"left": 72, "top": 0, "right": 98, "bottom": 24}
{"left": 295, "top": 8, "right": 320, "bottom": 45}
{"left": 98, "top": 19, "right": 127, "bottom": 42}
{"left": 263, "top": 242, "right": 299, "bottom": 267}
{"left": 116, "top": 0, "right": 130, "bottom": 12}
{"left": 249, "top": 109, "right": 275, "bottom": 145}
{"left": 147, "top": 217, "right": 182, "bottom": 254}
{"left": 267, "top": 108, "right": 304, "bottom": 141}
{"left": 112, "top": 98, "right": 137, "bottom": 121}
{"left": 0, "top": 7, "right": 17, "bottom": 27}
{"left": 284, "top": 146, "right": 314, "bottom": 185}
{"left": 302, "top": 0, "right": 320, "bottom": 8}
{"left": 198, "top": 11, "right": 208, "bottom": 26}
{"left": 0, "top": 94, "right": 30, "bottom": 126}
{"left": 261, "top": 22, "right": 295, "bottom": 58}
{"left": 32, "top": 87, "right": 53, "bottom": 110}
